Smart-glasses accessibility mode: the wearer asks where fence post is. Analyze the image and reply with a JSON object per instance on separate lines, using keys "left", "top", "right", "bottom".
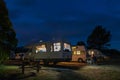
{"left": 22, "top": 60, "right": 25, "bottom": 74}
{"left": 36, "top": 61, "right": 40, "bottom": 73}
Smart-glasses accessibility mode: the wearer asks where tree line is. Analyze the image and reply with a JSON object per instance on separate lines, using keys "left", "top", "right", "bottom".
{"left": 77, "top": 25, "right": 120, "bottom": 57}
{"left": 0, "top": 0, "right": 18, "bottom": 64}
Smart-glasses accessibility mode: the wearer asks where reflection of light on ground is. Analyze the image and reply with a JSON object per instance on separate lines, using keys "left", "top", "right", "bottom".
{"left": 57, "top": 62, "right": 86, "bottom": 66}
{"left": 41, "top": 67, "right": 71, "bottom": 71}
{"left": 80, "top": 65, "right": 120, "bottom": 71}
{"left": 81, "top": 65, "right": 101, "bottom": 70}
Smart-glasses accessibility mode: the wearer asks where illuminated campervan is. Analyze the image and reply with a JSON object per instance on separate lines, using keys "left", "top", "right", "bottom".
{"left": 25, "top": 41, "right": 72, "bottom": 65}
{"left": 72, "top": 45, "right": 86, "bottom": 62}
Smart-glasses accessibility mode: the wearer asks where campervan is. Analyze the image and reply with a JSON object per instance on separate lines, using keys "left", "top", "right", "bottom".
{"left": 72, "top": 45, "right": 87, "bottom": 62}
{"left": 24, "top": 41, "right": 72, "bottom": 65}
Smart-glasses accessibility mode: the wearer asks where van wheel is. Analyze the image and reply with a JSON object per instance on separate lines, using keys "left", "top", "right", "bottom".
{"left": 78, "top": 58, "right": 83, "bottom": 63}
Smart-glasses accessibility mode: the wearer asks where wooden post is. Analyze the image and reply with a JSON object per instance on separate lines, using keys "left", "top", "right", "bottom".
{"left": 36, "top": 61, "right": 40, "bottom": 73}
{"left": 22, "top": 61, "right": 25, "bottom": 74}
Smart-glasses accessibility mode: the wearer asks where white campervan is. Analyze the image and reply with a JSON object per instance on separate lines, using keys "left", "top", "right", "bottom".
{"left": 24, "top": 41, "right": 72, "bottom": 65}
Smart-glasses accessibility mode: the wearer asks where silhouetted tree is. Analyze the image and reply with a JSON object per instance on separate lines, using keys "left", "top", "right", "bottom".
{"left": 77, "top": 41, "right": 85, "bottom": 46}
{"left": 87, "top": 25, "right": 111, "bottom": 50}
{"left": 0, "top": 0, "right": 18, "bottom": 63}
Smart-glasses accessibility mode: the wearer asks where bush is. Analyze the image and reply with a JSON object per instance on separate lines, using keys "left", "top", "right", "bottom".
{"left": 0, "top": 48, "right": 9, "bottom": 64}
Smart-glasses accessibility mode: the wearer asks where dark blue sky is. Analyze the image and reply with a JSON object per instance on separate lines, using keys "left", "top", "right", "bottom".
{"left": 4, "top": 0, "right": 120, "bottom": 50}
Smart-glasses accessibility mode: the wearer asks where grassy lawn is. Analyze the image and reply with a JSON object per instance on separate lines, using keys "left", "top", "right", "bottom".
{"left": 0, "top": 65, "right": 120, "bottom": 80}
{"left": 76, "top": 65, "right": 120, "bottom": 80}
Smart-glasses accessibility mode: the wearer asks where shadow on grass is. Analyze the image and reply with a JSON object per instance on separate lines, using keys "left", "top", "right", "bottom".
{"left": 96, "top": 58, "right": 120, "bottom": 66}
{"left": 0, "top": 72, "right": 36, "bottom": 80}
{"left": 43, "top": 64, "right": 81, "bottom": 70}
{"left": 58, "top": 70, "right": 88, "bottom": 80}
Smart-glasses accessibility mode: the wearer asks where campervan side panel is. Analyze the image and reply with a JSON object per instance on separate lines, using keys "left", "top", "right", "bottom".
{"left": 33, "top": 52, "right": 63, "bottom": 60}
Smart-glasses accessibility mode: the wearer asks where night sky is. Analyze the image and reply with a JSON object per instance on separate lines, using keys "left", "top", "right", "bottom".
{"left": 4, "top": 0, "right": 120, "bottom": 50}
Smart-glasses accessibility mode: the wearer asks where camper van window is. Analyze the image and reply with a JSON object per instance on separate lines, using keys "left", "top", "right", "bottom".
{"left": 51, "top": 46, "right": 53, "bottom": 52}
{"left": 64, "top": 43, "right": 71, "bottom": 52}
{"left": 53, "top": 43, "right": 61, "bottom": 51}
{"left": 35, "top": 45, "right": 46, "bottom": 53}
{"left": 76, "top": 51, "right": 81, "bottom": 54}
{"left": 73, "top": 51, "right": 77, "bottom": 54}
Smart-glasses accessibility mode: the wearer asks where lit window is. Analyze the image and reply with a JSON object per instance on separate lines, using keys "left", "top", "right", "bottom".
{"left": 73, "top": 51, "right": 76, "bottom": 54}
{"left": 88, "top": 50, "right": 94, "bottom": 55}
{"left": 64, "top": 43, "right": 71, "bottom": 52}
{"left": 76, "top": 51, "right": 81, "bottom": 54}
{"left": 36, "top": 44, "right": 46, "bottom": 53}
{"left": 51, "top": 46, "right": 53, "bottom": 52}
{"left": 91, "top": 51, "right": 94, "bottom": 54}
{"left": 53, "top": 42, "right": 61, "bottom": 51}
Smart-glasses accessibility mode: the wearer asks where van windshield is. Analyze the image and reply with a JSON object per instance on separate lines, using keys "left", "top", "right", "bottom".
{"left": 64, "top": 43, "right": 71, "bottom": 52}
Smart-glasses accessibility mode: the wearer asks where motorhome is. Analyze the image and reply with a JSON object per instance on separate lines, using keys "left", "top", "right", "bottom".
{"left": 72, "top": 45, "right": 87, "bottom": 62}
{"left": 71, "top": 46, "right": 106, "bottom": 63}
{"left": 24, "top": 41, "right": 72, "bottom": 65}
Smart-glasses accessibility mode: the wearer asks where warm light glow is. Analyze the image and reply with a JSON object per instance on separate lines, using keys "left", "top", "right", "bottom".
{"left": 51, "top": 46, "right": 53, "bottom": 52}
{"left": 64, "top": 43, "right": 71, "bottom": 51}
{"left": 53, "top": 42, "right": 61, "bottom": 51}
{"left": 36, "top": 44, "right": 46, "bottom": 53}
{"left": 88, "top": 50, "right": 94, "bottom": 55}
{"left": 73, "top": 51, "right": 76, "bottom": 54}
{"left": 72, "top": 47, "right": 76, "bottom": 49}
{"left": 76, "top": 51, "right": 81, "bottom": 54}
{"left": 91, "top": 51, "right": 94, "bottom": 54}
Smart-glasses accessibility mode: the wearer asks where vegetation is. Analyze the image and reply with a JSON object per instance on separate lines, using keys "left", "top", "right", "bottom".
{"left": 101, "top": 48, "right": 120, "bottom": 58}
{"left": 0, "top": 0, "right": 18, "bottom": 64}
{"left": 87, "top": 25, "right": 111, "bottom": 50}
{"left": 77, "top": 41, "right": 86, "bottom": 46}
{"left": 77, "top": 65, "right": 120, "bottom": 80}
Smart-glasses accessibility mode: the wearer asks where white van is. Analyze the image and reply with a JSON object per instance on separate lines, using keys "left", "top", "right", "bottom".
{"left": 24, "top": 41, "right": 72, "bottom": 65}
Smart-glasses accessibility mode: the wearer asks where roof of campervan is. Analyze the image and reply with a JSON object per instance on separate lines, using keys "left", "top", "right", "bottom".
{"left": 24, "top": 40, "right": 71, "bottom": 49}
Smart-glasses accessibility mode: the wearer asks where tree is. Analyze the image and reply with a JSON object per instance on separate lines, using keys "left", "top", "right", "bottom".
{"left": 87, "top": 25, "right": 111, "bottom": 50}
{"left": 77, "top": 41, "right": 86, "bottom": 46}
{"left": 0, "top": 0, "right": 18, "bottom": 64}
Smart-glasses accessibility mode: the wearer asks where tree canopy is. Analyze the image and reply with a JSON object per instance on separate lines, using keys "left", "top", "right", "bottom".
{"left": 77, "top": 41, "right": 86, "bottom": 46}
{"left": 87, "top": 25, "right": 111, "bottom": 50}
{"left": 0, "top": 0, "right": 18, "bottom": 63}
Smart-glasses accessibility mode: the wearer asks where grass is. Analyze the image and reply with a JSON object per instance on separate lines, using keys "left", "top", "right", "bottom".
{"left": 0, "top": 64, "right": 120, "bottom": 80}
{"left": 0, "top": 65, "right": 20, "bottom": 79}
{"left": 77, "top": 65, "right": 120, "bottom": 80}
{"left": 0, "top": 65, "right": 18, "bottom": 70}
